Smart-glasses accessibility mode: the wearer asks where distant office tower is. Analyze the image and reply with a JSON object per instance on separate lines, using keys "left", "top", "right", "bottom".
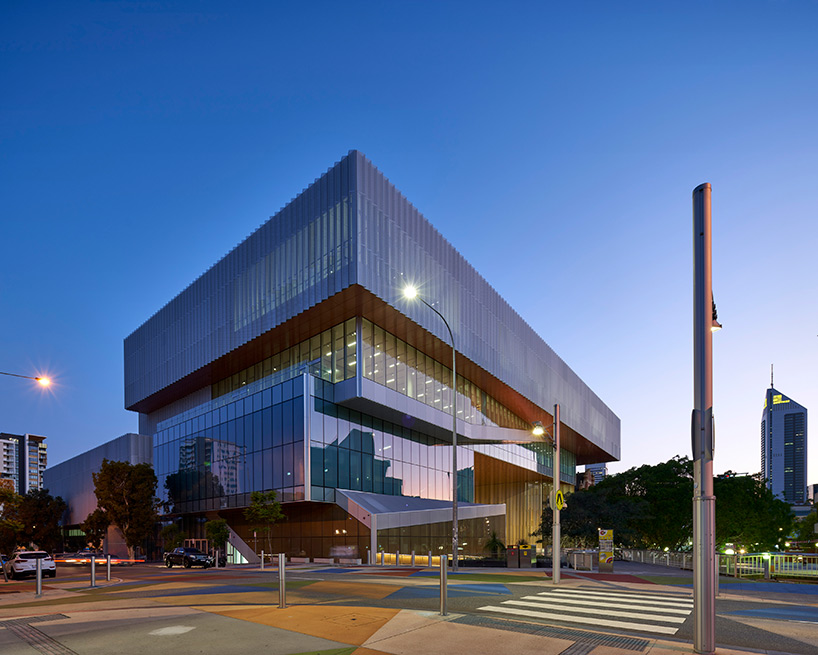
{"left": 586, "top": 463, "right": 608, "bottom": 485}
{"left": 761, "top": 386, "right": 808, "bottom": 504}
{"left": 0, "top": 432, "right": 47, "bottom": 494}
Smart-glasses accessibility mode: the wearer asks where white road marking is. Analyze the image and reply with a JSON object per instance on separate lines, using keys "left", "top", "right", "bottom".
{"left": 523, "top": 593, "right": 692, "bottom": 614}
{"left": 478, "top": 588, "right": 694, "bottom": 636}
{"left": 149, "top": 626, "right": 196, "bottom": 636}
{"left": 478, "top": 605, "right": 680, "bottom": 635}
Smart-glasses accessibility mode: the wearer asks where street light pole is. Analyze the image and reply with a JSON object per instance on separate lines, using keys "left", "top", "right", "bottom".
{"left": 0, "top": 371, "right": 51, "bottom": 387}
{"left": 692, "top": 183, "right": 718, "bottom": 654}
{"left": 552, "top": 404, "right": 561, "bottom": 584}
{"left": 403, "top": 286, "right": 459, "bottom": 571}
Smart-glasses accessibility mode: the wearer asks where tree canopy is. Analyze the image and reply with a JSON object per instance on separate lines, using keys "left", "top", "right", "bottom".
{"left": 10, "top": 488, "right": 67, "bottom": 552}
{"left": 0, "top": 488, "right": 23, "bottom": 554}
{"left": 204, "top": 518, "right": 230, "bottom": 551}
{"left": 81, "top": 508, "right": 111, "bottom": 551}
{"left": 93, "top": 459, "right": 159, "bottom": 559}
{"left": 536, "top": 457, "right": 794, "bottom": 552}
{"left": 244, "top": 490, "right": 284, "bottom": 554}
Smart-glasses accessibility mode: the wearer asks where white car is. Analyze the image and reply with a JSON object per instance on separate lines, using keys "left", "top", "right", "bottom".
{"left": 3, "top": 551, "right": 57, "bottom": 579}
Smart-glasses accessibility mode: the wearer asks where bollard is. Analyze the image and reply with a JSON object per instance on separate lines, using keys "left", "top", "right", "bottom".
{"left": 215, "top": 548, "right": 220, "bottom": 569}
{"left": 90, "top": 555, "right": 97, "bottom": 588}
{"left": 278, "top": 553, "right": 286, "bottom": 609}
{"left": 368, "top": 549, "right": 372, "bottom": 565}
{"left": 439, "top": 554, "right": 448, "bottom": 616}
{"left": 763, "top": 559, "right": 770, "bottom": 580}
{"left": 106, "top": 555, "right": 111, "bottom": 581}
{"left": 395, "top": 550, "right": 400, "bottom": 567}
{"left": 380, "top": 551, "right": 385, "bottom": 566}
{"left": 35, "top": 558, "right": 43, "bottom": 597}
{"left": 428, "top": 550, "right": 432, "bottom": 567}
{"left": 411, "top": 550, "right": 415, "bottom": 567}
{"left": 261, "top": 551, "right": 265, "bottom": 570}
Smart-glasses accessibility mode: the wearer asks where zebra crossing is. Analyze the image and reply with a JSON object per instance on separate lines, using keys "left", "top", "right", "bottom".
{"left": 477, "top": 587, "right": 694, "bottom": 635}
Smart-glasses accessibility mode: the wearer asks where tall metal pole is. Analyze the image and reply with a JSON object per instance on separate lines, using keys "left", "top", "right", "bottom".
{"left": 552, "top": 404, "right": 561, "bottom": 584}
{"left": 692, "top": 183, "right": 716, "bottom": 654}
{"left": 451, "top": 329, "right": 458, "bottom": 571}
{"left": 415, "top": 297, "right": 458, "bottom": 572}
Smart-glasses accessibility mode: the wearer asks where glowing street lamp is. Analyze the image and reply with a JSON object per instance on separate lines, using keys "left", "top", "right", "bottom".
{"left": 402, "top": 284, "right": 460, "bottom": 570}
{"left": 1, "top": 370, "right": 51, "bottom": 387}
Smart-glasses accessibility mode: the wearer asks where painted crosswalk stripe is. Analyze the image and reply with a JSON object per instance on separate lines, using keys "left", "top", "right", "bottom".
{"left": 477, "top": 589, "right": 693, "bottom": 636}
{"left": 555, "top": 589, "right": 693, "bottom": 607}
{"left": 520, "top": 594, "right": 692, "bottom": 615}
{"left": 478, "top": 605, "right": 680, "bottom": 635}
{"left": 505, "top": 599, "right": 686, "bottom": 623}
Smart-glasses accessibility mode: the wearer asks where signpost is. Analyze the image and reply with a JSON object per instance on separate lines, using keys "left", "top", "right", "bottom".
{"left": 598, "top": 528, "right": 614, "bottom": 573}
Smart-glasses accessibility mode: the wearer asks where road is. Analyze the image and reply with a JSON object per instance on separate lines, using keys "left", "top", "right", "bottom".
{"left": 1, "top": 560, "right": 817, "bottom": 654}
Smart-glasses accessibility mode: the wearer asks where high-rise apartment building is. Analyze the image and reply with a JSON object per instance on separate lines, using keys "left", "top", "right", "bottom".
{"left": 124, "top": 151, "right": 620, "bottom": 559}
{"left": 761, "top": 386, "right": 808, "bottom": 504}
{"left": 0, "top": 432, "right": 47, "bottom": 494}
{"left": 585, "top": 462, "right": 608, "bottom": 485}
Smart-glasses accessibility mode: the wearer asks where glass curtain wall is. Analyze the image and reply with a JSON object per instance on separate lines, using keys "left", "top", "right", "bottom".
{"left": 360, "top": 318, "right": 529, "bottom": 431}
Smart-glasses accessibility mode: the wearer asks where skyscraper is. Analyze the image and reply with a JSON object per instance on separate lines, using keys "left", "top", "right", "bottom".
{"left": 0, "top": 432, "right": 47, "bottom": 494}
{"left": 761, "top": 384, "right": 808, "bottom": 504}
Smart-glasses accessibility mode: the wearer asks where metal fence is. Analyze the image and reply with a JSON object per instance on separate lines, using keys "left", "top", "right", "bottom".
{"left": 620, "top": 549, "right": 818, "bottom": 580}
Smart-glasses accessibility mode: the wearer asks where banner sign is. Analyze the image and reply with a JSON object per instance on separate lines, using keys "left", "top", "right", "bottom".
{"left": 598, "top": 528, "right": 614, "bottom": 573}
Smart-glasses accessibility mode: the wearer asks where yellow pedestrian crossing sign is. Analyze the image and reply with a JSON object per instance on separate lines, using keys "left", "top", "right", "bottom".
{"left": 555, "top": 490, "right": 566, "bottom": 511}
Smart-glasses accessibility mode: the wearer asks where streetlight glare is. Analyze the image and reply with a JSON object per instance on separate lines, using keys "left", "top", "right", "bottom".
{"left": 403, "top": 285, "right": 418, "bottom": 299}
{"left": 36, "top": 376, "right": 51, "bottom": 387}
{"left": 532, "top": 422, "right": 545, "bottom": 437}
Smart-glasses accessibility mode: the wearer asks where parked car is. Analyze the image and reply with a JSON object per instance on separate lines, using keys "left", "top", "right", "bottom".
{"left": 3, "top": 550, "right": 57, "bottom": 579}
{"left": 164, "top": 547, "right": 212, "bottom": 568}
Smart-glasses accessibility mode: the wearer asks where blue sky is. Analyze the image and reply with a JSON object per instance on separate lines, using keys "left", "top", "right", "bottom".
{"left": 2, "top": 1, "right": 816, "bottom": 483}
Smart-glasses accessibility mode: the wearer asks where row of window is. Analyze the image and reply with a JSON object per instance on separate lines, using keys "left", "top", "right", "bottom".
{"left": 360, "top": 319, "right": 529, "bottom": 431}
{"left": 212, "top": 319, "right": 357, "bottom": 400}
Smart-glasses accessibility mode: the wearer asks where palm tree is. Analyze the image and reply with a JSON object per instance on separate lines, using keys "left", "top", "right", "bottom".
{"left": 484, "top": 531, "right": 506, "bottom": 559}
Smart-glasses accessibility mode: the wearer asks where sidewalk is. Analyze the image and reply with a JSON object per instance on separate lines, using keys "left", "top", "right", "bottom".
{"left": 0, "top": 561, "right": 816, "bottom": 655}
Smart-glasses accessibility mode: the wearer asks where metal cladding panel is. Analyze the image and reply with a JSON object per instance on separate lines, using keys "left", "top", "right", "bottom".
{"left": 124, "top": 154, "right": 357, "bottom": 409}
{"left": 352, "top": 151, "right": 619, "bottom": 457}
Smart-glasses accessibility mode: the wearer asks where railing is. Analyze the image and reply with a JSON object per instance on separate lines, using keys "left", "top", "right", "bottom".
{"left": 621, "top": 549, "right": 818, "bottom": 581}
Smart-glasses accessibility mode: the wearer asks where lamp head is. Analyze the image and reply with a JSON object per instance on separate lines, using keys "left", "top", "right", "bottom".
{"left": 532, "top": 422, "right": 545, "bottom": 437}
{"left": 403, "top": 285, "right": 418, "bottom": 300}
{"left": 36, "top": 376, "right": 51, "bottom": 387}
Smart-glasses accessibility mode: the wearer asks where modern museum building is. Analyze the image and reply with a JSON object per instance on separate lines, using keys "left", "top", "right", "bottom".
{"left": 124, "top": 151, "right": 620, "bottom": 562}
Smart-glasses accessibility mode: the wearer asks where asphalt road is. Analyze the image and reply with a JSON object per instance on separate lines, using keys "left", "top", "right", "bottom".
{"left": 3, "top": 560, "right": 818, "bottom": 655}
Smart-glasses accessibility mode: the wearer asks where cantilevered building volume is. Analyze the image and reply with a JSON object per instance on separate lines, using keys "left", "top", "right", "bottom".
{"left": 761, "top": 385, "right": 808, "bottom": 505}
{"left": 125, "top": 151, "right": 620, "bottom": 560}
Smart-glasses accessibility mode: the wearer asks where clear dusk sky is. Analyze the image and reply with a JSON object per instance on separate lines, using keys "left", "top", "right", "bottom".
{"left": 2, "top": 1, "right": 817, "bottom": 484}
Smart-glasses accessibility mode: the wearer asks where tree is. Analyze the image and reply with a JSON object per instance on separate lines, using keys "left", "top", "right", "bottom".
{"left": 243, "top": 490, "right": 284, "bottom": 554}
{"left": 484, "top": 530, "right": 505, "bottom": 558}
{"left": 533, "top": 485, "right": 647, "bottom": 549}
{"left": 160, "top": 523, "right": 186, "bottom": 550}
{"left": 81, "top": 508, "right": 111, "bottom": 551}
{"left": 794, "top": 510, "right": 818, "bottom": 551}
{"left": 601, "top": 456, "right": 694, "bottom": 550}
{"left": 205, "top": 518, "right": 230, "bottom": 553}
{"left": 714, "top": 473, "right": 793, "bottom": 551}
{"left": 93, "top": 459, "right": 159, "bottom": 560}
{"left": 0, "top": 487, "right": 23, "bottom": 555}
{"left": 16, "top": 488, "right": 67, "bottom": 552}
